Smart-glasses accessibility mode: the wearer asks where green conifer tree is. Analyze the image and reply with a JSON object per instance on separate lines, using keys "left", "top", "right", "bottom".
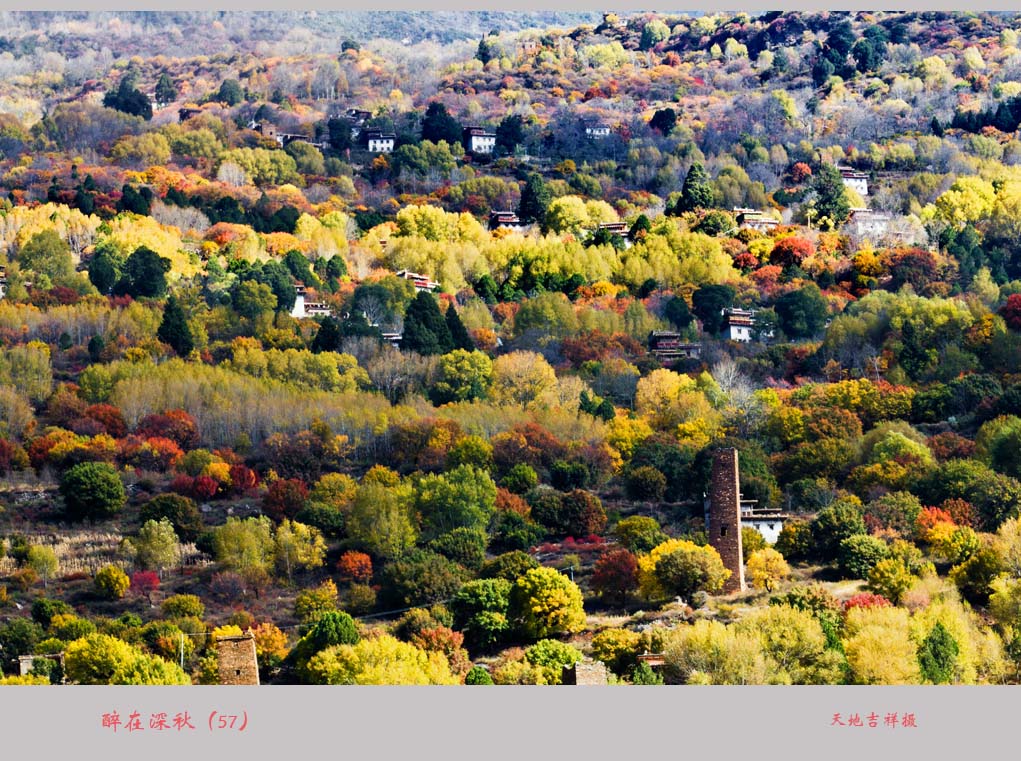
{"left": 917, "top": 621, "right": 959, "bottom": 684}
{"left": 401, "top": 292, "right": 453, "bottom": 355}
{"left": 157, "top": 295, "right": 194, "bottom": 357}
{"left": 445, "top": 305, "right": 475, "bottom": 351}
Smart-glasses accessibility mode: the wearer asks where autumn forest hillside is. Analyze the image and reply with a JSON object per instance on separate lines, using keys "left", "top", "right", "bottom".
{"left": 3, "top": 11, "right": 1021, "bottom": 686}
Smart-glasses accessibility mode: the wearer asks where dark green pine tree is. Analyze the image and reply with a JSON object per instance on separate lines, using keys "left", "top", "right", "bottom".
{"left": 691, "top": 284, "right": 735, "bottom": 335}
{"left": 664, "top": 294, "right": 693, "bottom": 330}
{"left": 445, "top": 304, "right": 475, "bottom": 351}
{"left": 629, "top": 214, "right": 652, "bottom": 240}
{"left": 157, "top": 294, "right": 194, "bottom": 357}
{"left": 812, "top": 163, "right": 851, "bottom": 226}
{"left": 115, "top": 246, "right": 170, "bottom": 298}
{"left": 917, "top": 621, "right": 959, "bottom": 684}
{"left": 401, "top": 291, "right": 453, "bottom": 355}
{"left": 421, "top": 102, "right": 462, "bottom": 145}
{"left": 87, "top": 249, "right": 122, "bottom": 295}
{"left": 518, "top": 172, "right": 551, "bottom": 225}
{"left": 154, "top": 72, "right": 177, "bottom": 105}
{"left": 310, "top": 316, "right": 343, "bottom": 353}
{"left": 675, "top": 161, "right": 715, "bottom": 213}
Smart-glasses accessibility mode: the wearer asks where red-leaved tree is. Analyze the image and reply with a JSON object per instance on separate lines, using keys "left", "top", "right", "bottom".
{"left": 229, "top": 464, "right": 259, "bottom": 495}
{"left": 135, "top": 409, "right": 200, "bottom": 449}
{"left": 192, "top": 475, "right": 220, "bottom": 501}
{"left": 1001, "top": 293, "right": 1021, "bottom": 331}
{"left": 262, "top": 478, "right": 309, "bottom": 521}
{"left": 770, "top": 237, "right": 814, "bottom": 268}
{"left": 336, "top": 550, "right": 373, "bottom": 584}
{"left": 591, "top": 548, "right": 639, "bottom": 607}
{"left": 84, "top": 404, "right": 128, "bottom": 438}
{"left": 131, "top": 570, "right": 160, "bottom": 605}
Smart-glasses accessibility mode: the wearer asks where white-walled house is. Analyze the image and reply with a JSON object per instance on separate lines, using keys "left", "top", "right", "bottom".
{"left": 463, "top": 126, "right": 497, "bottom": 154}
{"left": 720, "top": 307, "right": 773, "bottom": 343}
{"left": 838, "top": 166, "right": 869, "bottom": 197}
{"left": 291, "top": 287, "right": 333, "bottom": 319}
{"left": 365, "top": 131, "right": 395, "bottom": 154}
{"left": 722, "top": 308, "right": 755, "bottom": 342}
{"left": 734, "top": 207, "right": 780, "bottom": 233}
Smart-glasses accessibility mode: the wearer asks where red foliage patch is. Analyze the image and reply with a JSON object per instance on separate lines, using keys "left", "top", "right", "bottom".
{"left": 84, "top": 404, "right": 128, "bottom": 438}
{"left": 336, "top": 550, "right": 373, "bottom": 584}
{"left": 135, "top": 409, "right": 200, "bottom": 450}
{"left": 262, "top": 478, "right": 309, "bottom": 521}
{"left": 843, "top": 592, "right": 891, "bottom": 611}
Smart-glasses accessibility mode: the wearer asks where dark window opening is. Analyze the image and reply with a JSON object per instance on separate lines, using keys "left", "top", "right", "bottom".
{"left": 721, "top": 525, "right": 727, "bottom": 537}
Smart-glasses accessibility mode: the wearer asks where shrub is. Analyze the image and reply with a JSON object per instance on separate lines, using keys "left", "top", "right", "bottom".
{"left": 625, "top": 466, "right": 667, "bottom": 502}
{"left": 612, "top": 516, "right": 667, "bottom": 554}
{"left": 227, "top": 610, "right": 255, "bottom": 630}
{"left": 428, "top": 527, "right": 487, "bottom": 571}
{"left": 131, "top": 570, "right": 160, "bottom": 602}
{"left": 523, "top": 639, "right": 583, "bottom": 684}
{"left": 630, "top": 661, "right": 664, "bottom": 684}
{"left": 209, "top": 571, "right": 246, "bottom": 603}
{"left": 344, "top": 583, "right": 377, "bottom": 615}
{"left": 590, "top": 628, "right": 642, "bottom": 675}
{"left": 192, "top": 475, "right": 220, "bottom": 500}
{"left": 139, "top": 494, "right": 203, "bottom": 542}
{"left": 479, "top": 551, "right": 539, "bottom": 581}
{"left": 294, "top": 579, "right": 339, "bottom": 623}
{"left": 500, "top": 464, "right": 538, "bottom": 494}
{"left": 843, "top": 592, "right": 891, "bottom": 611}
{"left": 161, "top": 594, "right": 205, "bottom": 619}
{"left": 591, "top": 548, "right": 639, "bottom": 605}
{"left": 263, "top": 478, "right": 310, "bottom": 521}
{"left": 838, "top": 535, "right": 891, "bottom": 579}
{"left": 464, "top": 665, "right": 493, "bottom": 684}
{"left": 508, "top": 567, "right": 586, "bottom": 641}
{"left": 865, "top": 558, "right": 914, "bottom": 605}
{"left": 94, "top": 565, "right": 130, "bottom": 600}
{"left": 11, "top": 568, "right": 37, "bottom": 591}
{"left": 60, "top": 461, "right": 126, "bottom": 521}
{"left": 336, "top": 551, "right": 373, "bottom": 584}
{"left": 690, "top": 590, "right": 709, "bottom": 609}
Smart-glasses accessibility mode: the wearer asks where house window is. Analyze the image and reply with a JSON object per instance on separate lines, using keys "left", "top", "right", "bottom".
{"left": 721, "top": 525, "right": 727, "bottom": 537}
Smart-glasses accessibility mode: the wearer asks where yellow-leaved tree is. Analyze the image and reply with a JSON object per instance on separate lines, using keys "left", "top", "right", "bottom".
{"left": 842, "top": 606, "right": 920, "bottom": 684}
{"left": 746, "top": 547, "right": 791, "bottom": 592}
{"left": 304, "top": 634, "right": 459, "bottom": 685}
{"left": 637, "top": 538, "right": 730, "bottom": 601}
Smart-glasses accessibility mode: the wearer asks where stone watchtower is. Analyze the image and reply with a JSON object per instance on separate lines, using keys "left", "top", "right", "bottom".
{"left": 215, "top": 632, "right": 260, "bottom": 685}
{"left": 708, "top": 448, "right": 746, "bottom": 594}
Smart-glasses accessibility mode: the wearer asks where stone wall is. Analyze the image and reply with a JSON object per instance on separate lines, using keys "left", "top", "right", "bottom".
{"left": 709, "top": 447, "right": 745, "bottom": 594}
{"left": 215, "top": 633, "right": 260, "bottom": 686}
{"left": 561, "top": 661, "right": 608, "bottom": 685}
